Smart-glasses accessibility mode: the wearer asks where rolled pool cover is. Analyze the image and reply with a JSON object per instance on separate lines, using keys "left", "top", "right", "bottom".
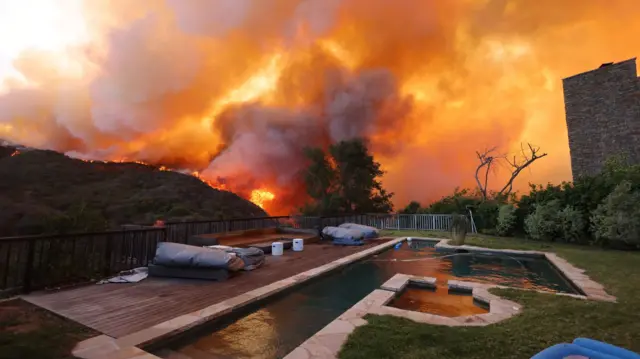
{"left": 148, "top": 263, "right": 229, "bottom": 281}
{"left": 322, "top": 226, "right": 365, "bottom": 246}
{"left": 207, "top": 246, "right": 266, "bottom": 271}
{"left": 153, "top": 242, "right": 245, "bottom": 272}
{"left": 338, "top": 223, "right": 379, "bottom": 239}
{"left": 231, "top": 247, "right": 265, "bottom": 270}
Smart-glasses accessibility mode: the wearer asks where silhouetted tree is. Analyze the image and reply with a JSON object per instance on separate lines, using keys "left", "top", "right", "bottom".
{"left": 401, "top": 201, "right": 422, "bottom": 214}
{"left": 475, "top": 143, "right": 547, "bottom": 201}
{"left": 301, "top": 138, "right": 393, "bottom": 215}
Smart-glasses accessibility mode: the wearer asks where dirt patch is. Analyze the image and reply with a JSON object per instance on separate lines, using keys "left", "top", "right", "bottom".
{"left": 0, "top": 299, "right": 98, "bottom": 359}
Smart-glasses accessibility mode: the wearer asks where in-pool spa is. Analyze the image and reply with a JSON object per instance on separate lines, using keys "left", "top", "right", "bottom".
{"left": 152, "top": 239, "right": 578, "bottom": 359}
{"left": 388, "top": 284, "right": 490, "bottom": 317}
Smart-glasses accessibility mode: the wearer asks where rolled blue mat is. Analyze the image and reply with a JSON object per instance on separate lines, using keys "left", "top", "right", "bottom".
{"left": 573, "top": 338, "right": 640, "bottom": 359}
{"left": 531, "top": 343, "right": 621, "bottom": 359}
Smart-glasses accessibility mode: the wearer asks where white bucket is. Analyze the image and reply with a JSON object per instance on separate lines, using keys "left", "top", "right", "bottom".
{"left": 271, "top": 242, "right": 284, "bottom": 256}
{"left": 293, "top": 238, "right": 304, "bottom": 251}
{"left": 407, "top": 237, "right": 412, "bottom": 242}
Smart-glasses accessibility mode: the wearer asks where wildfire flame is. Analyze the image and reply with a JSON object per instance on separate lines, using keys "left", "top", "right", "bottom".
{"left": 192, "top": 170, "right": 226, "bottom": 190}
{"left": 72, "top": 158, "right": 271, "bottom": 208}
{"left": 10, "top": 150, "right": 20, "bottom": 157}
{"left": 250, "top": 189, "right": 276, "bottom": 209}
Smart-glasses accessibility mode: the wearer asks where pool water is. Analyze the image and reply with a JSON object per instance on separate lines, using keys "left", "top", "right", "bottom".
{"left": 388, "top": 285, "right": 489, "bottom": 317}
{"left": 154, "top": 240, "right": 577, "bottom": 359}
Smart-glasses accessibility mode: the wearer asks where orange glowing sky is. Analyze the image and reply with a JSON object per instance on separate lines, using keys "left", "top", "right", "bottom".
{"left": 1, "top": 0, "right": 639, "bottom": 214}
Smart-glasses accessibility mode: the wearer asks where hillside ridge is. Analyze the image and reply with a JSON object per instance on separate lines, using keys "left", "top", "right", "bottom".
{"left": 0, "top": 145, "right": 266, "bottom": 236}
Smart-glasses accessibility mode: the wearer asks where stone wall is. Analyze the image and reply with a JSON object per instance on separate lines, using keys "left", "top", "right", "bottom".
{"left": 563, "top": 58, "right": 640, "bottom": 179}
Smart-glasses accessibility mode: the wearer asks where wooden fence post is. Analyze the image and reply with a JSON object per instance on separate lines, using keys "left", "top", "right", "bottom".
{"left": 103, "top": 234, "right": 113, "bottom": 277}
{"left": 22, "top": 238, "right": 36, "bottom": 293}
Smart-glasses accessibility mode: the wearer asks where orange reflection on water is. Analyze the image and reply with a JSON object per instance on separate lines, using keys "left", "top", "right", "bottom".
{"left": 372, "top": 241, "right": 557, "bottom": 293}
{"left": 177, "top": 309, "right": 279, "bottom": 359}
{"left": 389, "top": 286, "right": 488, "bottom": 317}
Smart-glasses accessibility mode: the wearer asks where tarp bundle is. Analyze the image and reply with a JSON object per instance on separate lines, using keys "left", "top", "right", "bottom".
{"left": 322, "top": 226, "right": 365, "bottom": 246}
{"left": 98, "top": 267, "right": 148, "bottom": 284}
{"left": 207, "top": 245, "right": 265, "bottom": 271}
{"left": 339, "top": 223, "right": 379, "bottom": 239}
{"left": 153, "top": 242, "right": 245, "bottom": 272}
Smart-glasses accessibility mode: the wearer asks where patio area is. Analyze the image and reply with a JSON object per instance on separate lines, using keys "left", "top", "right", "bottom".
{"left": 23, "top": 239, "right": 392, "bottom": 338}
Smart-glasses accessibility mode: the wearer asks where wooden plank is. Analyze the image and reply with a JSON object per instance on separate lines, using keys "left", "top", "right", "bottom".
{"left": 24, "top": 240, "right": 391, "bottom": 338}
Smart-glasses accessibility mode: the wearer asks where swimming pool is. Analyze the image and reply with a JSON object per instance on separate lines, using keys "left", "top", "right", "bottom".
{"left": 152, "top": 239, "right": 578, "bottom": 359}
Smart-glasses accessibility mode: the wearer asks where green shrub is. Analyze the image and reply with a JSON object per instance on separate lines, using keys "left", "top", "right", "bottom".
{"left": 44, "top": 202, "right": 108, "bottom": 234}
{"left": 421, "top": 188, "right": 505, "bottom": 233}
{"left": 515, "top": 156, "right": 640, "bottom": 244}
{"left": 559, "top": 205, "right": 587, "bottom": 244}
{"left": 167, "top": 205, "right": 192, "bottom": 217}
{"left": 426, "top": 188, "right": 479, "bottom": 215}
{"left": 496, "top": 204, "right": 517, "bottom": 236}
{"left": 524, "top": 200, "right": 562, "bottom": 241}
{"left": 400, "top": 201, "right": 422, "bottom": 214}
{"left": 591, "top": 181, "right": 640, "bottom": 247}
{"left": 475, "top": 201, "right": 501, "bottom": 233}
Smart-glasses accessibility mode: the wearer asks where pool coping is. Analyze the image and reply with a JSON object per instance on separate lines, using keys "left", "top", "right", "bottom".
{"left": 72, "top": 236, "right": 616, "bottom": 359}
{"left": 71, "top": 237, "right": 405, "bottom": 359}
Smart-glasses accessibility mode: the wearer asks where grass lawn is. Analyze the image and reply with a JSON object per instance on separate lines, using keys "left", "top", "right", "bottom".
{"left": 340, "top": 231, "right": 640, "bottom": 359}
{"left": 0, "top": 299, "right": 97, "bottom": 359}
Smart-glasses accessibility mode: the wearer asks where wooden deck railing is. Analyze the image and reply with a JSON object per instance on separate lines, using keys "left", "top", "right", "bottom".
{"left": 0, "top": 213, "right": 462, "bottom": 294}
{"left": 0, "top": 228, "right": 166, "bottom": 294}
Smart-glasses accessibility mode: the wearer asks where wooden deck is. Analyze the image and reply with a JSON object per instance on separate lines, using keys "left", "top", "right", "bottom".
{"left": 24, "top": 240, "right": 391, "bottom": 338}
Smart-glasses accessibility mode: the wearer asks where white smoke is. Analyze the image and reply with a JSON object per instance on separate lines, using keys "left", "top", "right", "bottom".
{"left": 90, "top": 12, "right": 202, "bottom": 135}
{"left": 165, "top": 0, "right": 253, "bottom": 37}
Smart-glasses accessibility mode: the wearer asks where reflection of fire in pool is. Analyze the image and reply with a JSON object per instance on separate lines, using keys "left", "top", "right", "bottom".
{"left": 153, "top": 239, "right": 578, "bottom": 359}
{"left": 170, "top": 309, "right": 280, "bottom": 359}
{"left": 389, "top": 285, "right": 489, "bottom": 317}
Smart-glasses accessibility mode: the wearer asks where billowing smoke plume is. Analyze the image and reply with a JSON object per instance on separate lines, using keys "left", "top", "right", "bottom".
{"left": 1, "top": 0, "right": 640, "bottom": 213}
{"left": 205, "top": 67, "right": 412, "bottom": 203}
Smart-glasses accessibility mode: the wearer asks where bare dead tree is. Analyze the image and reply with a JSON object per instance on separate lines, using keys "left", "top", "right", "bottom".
{"left": 475, "top": 143, "right": 547, "bottom": 200}
{"left": 474, "top": 147, "right": 498, "bottom": 200}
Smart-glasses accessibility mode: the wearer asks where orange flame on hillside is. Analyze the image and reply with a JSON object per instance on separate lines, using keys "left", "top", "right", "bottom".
{"left": 250, "top": 189, "right": 276, "bottom": 210}
{"left": 192, "top": 170, "right": 226, "bottom": 190}
{"left": 72, "top": 158, "right": 271, "bottom": 208}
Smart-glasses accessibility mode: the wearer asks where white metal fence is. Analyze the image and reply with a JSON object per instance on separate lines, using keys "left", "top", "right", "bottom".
{"left": 376, "top": 214, "right": 475, "bottom": 233}
{"left": 298, "top": 214, "right": 476, "bottom": 233}
{"left": 379, "top": 214, "right": 454, "bottom": 231}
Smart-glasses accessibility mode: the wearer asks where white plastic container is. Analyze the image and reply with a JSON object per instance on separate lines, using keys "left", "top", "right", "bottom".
{"left": 407, "top": 237, "right": 412, "bottom": 243}
{"left": 271, "top": 242, "right": 284, "bottom": 256}
{"left": 293, "top": 238, "right": 304, "bottom": 252}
